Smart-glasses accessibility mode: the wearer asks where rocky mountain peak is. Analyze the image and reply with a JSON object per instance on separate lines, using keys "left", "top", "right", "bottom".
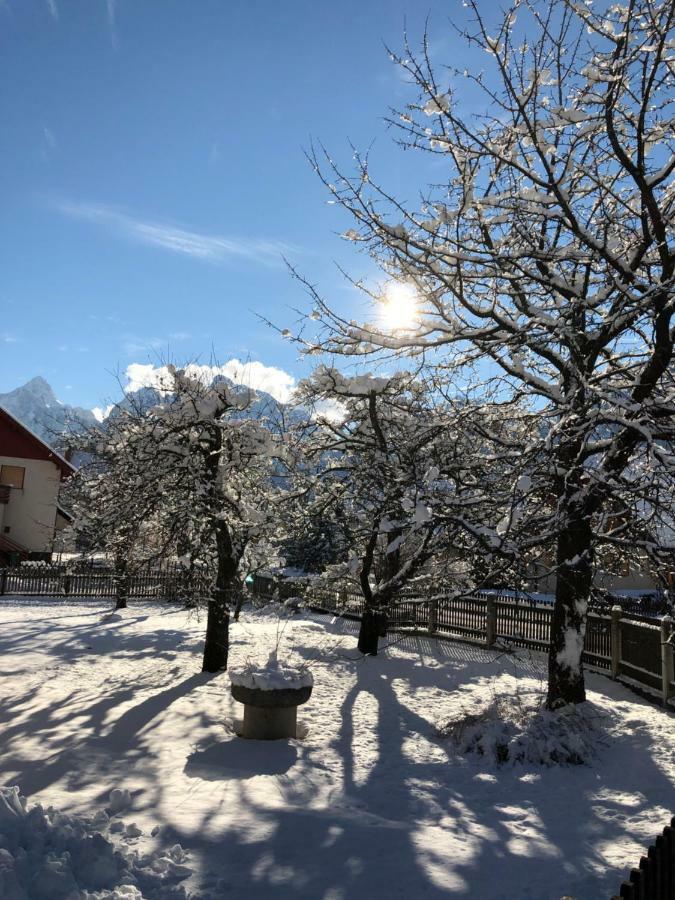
{"left": 0, "top": 377, "right": 97, "bottom": 445}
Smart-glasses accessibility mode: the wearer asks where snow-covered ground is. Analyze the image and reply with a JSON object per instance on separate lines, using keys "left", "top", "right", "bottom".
{"left": 1, "top": 600, "right": 674, "bottom": 899}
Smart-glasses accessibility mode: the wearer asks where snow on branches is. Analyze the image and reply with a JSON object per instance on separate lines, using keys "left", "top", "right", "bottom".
{"left": 70, "top": 367, "right": 285, "bottom": 669}
{"left": 298, "top": 0, "right": 675, "bottom": 706}
{"left": 293, "top": 368, "right": 539, "bottom": 654}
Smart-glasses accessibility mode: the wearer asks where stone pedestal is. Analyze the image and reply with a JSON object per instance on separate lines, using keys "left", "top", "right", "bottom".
{"left": 231, "top": 683, "right": 312, "bottom": 740}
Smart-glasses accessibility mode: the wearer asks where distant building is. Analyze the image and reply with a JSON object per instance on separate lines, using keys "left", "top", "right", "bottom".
{"left": 524, "top": 557, "right": 660, "bottom": 596}
{"left": 0, "top": 406, "right": 75, "bottom": 563}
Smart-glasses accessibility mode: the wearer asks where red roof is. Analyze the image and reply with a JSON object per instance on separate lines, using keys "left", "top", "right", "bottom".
{"left": 0, "top": 406, "right": 76, "bottom": 478}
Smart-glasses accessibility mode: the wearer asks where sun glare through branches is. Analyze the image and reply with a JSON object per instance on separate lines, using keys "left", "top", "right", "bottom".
{"left": 380, "top": 281, "right": 418, "bottom": 332}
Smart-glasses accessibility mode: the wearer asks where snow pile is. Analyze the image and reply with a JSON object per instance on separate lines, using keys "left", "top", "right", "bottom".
{"left": 102, "top": 611, "right": 127, "bottom": 624}
{"left": 438, "top": 693, "right": 607, "bottom": 766}
{"left": 282, "top": 596, "right": 304, "bottom": 613}
{"left": 229, "top": 650, "right": 313, "bottom": 691}
{"left": 0, "top": 786, "right": 191, "bottom": 899}
{"left": 107, "top": 789, "right": 132, "bottom": 815}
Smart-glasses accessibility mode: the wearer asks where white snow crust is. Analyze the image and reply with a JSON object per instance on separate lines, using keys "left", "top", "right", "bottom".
{"left": 1, "top": 599, "right": 674, "bottom": 899}
{"left": 438, "top": 693, "right": 605, "bottom": 766}
{"left": 0, "top": 785, "right": 190, "bottom": 899}
{"left": 229, "top": 651, "right": 313, "bottom": 691}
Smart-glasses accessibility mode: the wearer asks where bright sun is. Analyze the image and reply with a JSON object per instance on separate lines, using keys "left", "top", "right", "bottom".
{"left": 381, "top": 282, "right": 418, "bottom": 332}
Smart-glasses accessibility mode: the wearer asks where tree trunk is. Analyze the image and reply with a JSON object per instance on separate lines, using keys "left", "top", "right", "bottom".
{"left": 233, "top": 586, "right": 245, "bottom": 622}
{"left": 546, "top": 516, "right": 593, "bottom": 708}
{"left": 179, "top": 560, "right": 197, "bottom": 610}
{"left": 202, "top": 586, "right": 230, "bottom": 672}
{"left": 114, "top": 563, "right": 129, "bottom": 610}
{"left": 358, "top": 605, "right": 386, "bottom": 655}
{"left": 201, "top": 521, "right": 237, "bottom": 672}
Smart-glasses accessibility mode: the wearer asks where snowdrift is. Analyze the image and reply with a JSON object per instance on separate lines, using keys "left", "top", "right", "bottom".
{"left": 0, "top": 786, "right": 191, "bottom": 900}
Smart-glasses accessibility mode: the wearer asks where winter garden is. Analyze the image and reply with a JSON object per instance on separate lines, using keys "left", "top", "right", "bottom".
{"left": 2, "top": 0, "right": 675, "bottom": 897}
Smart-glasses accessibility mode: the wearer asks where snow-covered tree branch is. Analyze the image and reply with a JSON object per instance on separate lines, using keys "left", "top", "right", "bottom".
{"left": 70, "top": 366, "right": 285, "bottom": 670}
{"left": 293, "top": 0, "right": 675, "bottom": 706}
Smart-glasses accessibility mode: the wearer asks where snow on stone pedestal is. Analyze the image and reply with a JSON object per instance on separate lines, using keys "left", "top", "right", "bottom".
{"left": 229, "top": 652, "right": 313, "bottom": 740}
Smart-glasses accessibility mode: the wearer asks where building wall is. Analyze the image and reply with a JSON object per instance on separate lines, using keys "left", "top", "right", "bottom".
{"left": 0, "top": 455, "right": 61, "bottom": 552}
{"left": 525, "top": 559, "right": 659, "bottom": 594}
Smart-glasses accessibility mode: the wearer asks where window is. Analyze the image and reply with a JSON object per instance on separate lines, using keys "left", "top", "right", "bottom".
{"left": 0, "top": 465, "right": 25, "bottom": 489}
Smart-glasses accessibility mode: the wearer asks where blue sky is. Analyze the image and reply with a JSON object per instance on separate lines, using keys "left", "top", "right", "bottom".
{"left": 0, "top": 0, "right": 478, "bottom": 408}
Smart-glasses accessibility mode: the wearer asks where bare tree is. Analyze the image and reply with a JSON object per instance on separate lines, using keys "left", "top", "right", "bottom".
{"left": 67, "top": 413, "right": 167, "bottom": 610}
{"left": 71, "top": 366, "right": 284, "bottom": 670}
{"left": 294, "top": 0, "right": 675, "bottom": 706}
{"left": 295, "top": 368, "right": 527, "bottom": 654}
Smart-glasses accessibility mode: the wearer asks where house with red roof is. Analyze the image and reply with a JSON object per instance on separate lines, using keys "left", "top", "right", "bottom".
{"left": 0, "top": 406, "right": 75, "bottom": 563}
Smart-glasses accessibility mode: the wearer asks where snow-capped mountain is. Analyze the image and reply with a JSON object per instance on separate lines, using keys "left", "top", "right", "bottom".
{"left": 0, "top": 375, "right": 300, "bottom": 449}
{"left": 0, "top": 377, "right": 97, "bottom": 446}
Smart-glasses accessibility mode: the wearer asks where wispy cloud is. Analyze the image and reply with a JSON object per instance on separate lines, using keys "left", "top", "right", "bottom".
{"left": 89, "top": 313, "right": 122, "bottom": 324}
{"left": 56, "top": 343, "right": 89, "bottom": 353}
{"left": 40, "top": 126, "right": 57, "bottom": 162}
{"left": 2, "top": 335, "right": 19, "bottom": 343}
{"left": 56, "top": 200, "right": 299, "bottom": 268}
{"left": 45, "top": 0, "right": 58, "bottom": 20}
{"left": 120, "top": 332, "right": 189, "bottom": 355}
{"left": 122, "top": 335, "right": 168, "bottom": 356}
{"left": 208, "top": 142, "right": 221, "bottom": 166}
{"left": 106, "top": 0, "right": 118, "bottom": 48}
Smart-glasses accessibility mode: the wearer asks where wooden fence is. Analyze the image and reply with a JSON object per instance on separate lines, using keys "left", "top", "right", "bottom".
{"left": 612, "top": 815, "right": 675, "bottom": 899}
{"left": 3, "top": 566, "right": 674, "bottom": 706}
{"left": 308, "top": 587, "right": 675, "bottom": 707}
{"left": 0, "top": 564, "right": 210, "bottom": 602}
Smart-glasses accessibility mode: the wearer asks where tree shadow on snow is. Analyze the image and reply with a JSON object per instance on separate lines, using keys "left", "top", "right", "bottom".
{"left": 0, "top": 599, "right": 197, "bottom": 666}
{"left": 185, "top": 736, "right": 298, "bottom": 780}
{"left": 3, "top": 605, "right": 674, "bottom": 899}
{"left": 158, "top": 623, "right": 675, "bottom": 900}
{"left": 159, "top": 656, "right": 468, "bottom": 899}
{"left": 0, "top": 667, "right": 221, "bottom": 803}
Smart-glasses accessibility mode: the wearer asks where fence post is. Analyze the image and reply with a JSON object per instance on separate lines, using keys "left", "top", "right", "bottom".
{"left": 0, "top": 569, "right": 6, "bottom": 596}
{"left": 485, "top": 595, "right": 497, "bottom": 649}
{"left": 660, "top": 615, "right": 673, "bottom": 707}
{"left": 428, "top": 599, "right": 438, "bottom": 635}
{"left": 611, "top": 605, "right": 622, "bottom": 679}
{"left": 63, "top": 572, "right": 71, "bottom": 597}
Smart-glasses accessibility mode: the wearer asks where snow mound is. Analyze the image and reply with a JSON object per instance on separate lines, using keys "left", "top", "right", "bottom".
{"left": 0, "top": 787, "right": 191, "bottom": 899}
{"left": 282, "top": 596, "right": 304, "bottom": 613}
{"left": 437, "top": 694, "right": 607, "bottom": 766}
{"left": 229, "top": 650, "right": 313, "bottom": 691}
{"left": 108, "top": 789, "right": 132, "bottom": 814}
